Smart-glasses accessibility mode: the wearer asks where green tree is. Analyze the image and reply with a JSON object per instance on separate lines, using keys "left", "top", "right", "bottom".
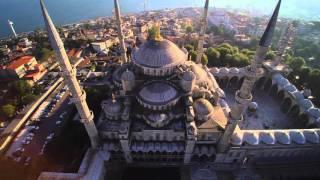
{"left": 39, "top": 48, "right": 54, "bottom": 62}
{"left": 289, "top": 57, "right": 305, "bottom": 70}
{"left": 185, "top": 26, "right": 194, "bottom": 33}
{"left": 185, "top": 44, "right": 194, "bottom": 52}
{"left": 21, "top": 94, "right": 37, "bottom": 105}
{"left": 33, "top": 84, "right": 44, "bottom": 95}
{"left": 9, "top": 80, "right": 32, "bottom": 96}
{"left": 265, "top": 51, "right": 276, "bottom": 60}
{"left": 189, "top": 50, "right": 197, "bottom": 61}
{"left": 201, "top": 54, "right": 208, "bottom": 65}
{"left": 206, "top": 47, "right": 221, "bottom": 67}
{"left": 1, "top": 104, "right": 16, "bottom": 118}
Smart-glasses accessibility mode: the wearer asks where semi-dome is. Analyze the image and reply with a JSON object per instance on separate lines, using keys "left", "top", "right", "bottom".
{"left": 193, "top": 99, "right": 214, "bottom": 116}
{"left": 144, "top": 113, "right": 171, "bottom": 128}
{"left": 137, "top": 81, "right": 180, "bottom": 110}
{"left": 193, "top": 98, "right": 214, "bottom": 122}
{"left": 132, "top": 39, "right": 187, "bottom": 76}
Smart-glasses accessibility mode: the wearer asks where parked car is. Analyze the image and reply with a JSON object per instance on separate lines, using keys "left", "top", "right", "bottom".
{"left": 24, "top": 157, "right": 32, "bottom": 166}
{"left": 46, "top": 133, "right": 55, "bottom": 140}
{"left": 22, "top": 139, "right": 30, "bottom": 145}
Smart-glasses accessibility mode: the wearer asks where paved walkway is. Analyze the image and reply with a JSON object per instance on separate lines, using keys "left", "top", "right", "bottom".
{"left": 224, "top": 87, "right": 297, "bottom": 130}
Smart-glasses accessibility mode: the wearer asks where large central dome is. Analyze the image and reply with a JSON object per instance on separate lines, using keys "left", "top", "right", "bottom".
{"left": 132, "top": 39, "right": 187, "bottom": 76}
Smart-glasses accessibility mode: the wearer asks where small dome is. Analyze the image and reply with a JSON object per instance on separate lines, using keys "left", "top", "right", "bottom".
{"left": 289, "top": 131, "right": 306, "bottom": 144}
{"left": 248, "top": 102, "right": 258, "bottom": 111}
{"left": 102, "top": 99, "right": 122, "bottom": 119}
{"left": 272, "top": 73, "right": 283, "bottom": 81}
{"left": 275, "top": 132, "right": 291, "bottom": 145}
{"left": 277, "top": 78, "right": 290, "bottom": 87}
{"left": 260, "top": 132, "right": 276, "bottom": 145}
{"left": 182, "top": 70, "right": 196, "bottom": 81}
{"left": 244, "top": 132, "right": 259, "bottom": 145}
{"left": 132, "top": 39, "right": 187, "bottom": 68}
{"left": 137, "top": 81, "right": 179, "bottom": 108}
{"left": 298, "top": 99, "right": 313, "bottom": 110}
{"left": 220, "top": 67, "right": 229, "bottom": 74}
{"left": 231, "top": 132, "right": 244, "bottom": 146}
{"left": 229, "top": 67, "right": 239, "bottom": 74}
{"left": 210, "top": 67, "right": 219, "bottom": 74}
{"left": 283, "top": 84, "right": 297, "bottom": 93}
{"left": 193, "top": 98, "right": 214, "bottom": 116}
{"left": 303, "top": 130, "right": 319, "bottom": 144}
{"left": 292, "top": 91, "right": 304, "bottom": 101}
{"left": 121, "top": 69, "right": 135, "bottom": 81}
{"left": 307, "top": 108, "right": 320, "bottom": 118}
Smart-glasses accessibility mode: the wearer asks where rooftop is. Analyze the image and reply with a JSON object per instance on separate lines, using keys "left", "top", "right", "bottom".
{"left": 7, "top": 56, "right": 35, "bottom": 70}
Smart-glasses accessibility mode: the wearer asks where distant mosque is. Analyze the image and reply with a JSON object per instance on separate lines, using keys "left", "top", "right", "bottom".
{"left": 38, "top": 0, "right": 320, "bottom": 179}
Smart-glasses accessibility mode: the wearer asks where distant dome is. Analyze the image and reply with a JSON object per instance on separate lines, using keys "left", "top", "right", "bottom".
{"left": 132, "top": 39, "right": 187, "bottom": 69}
{"left": 137, "top": 81, "right": 180, "bottom": 110}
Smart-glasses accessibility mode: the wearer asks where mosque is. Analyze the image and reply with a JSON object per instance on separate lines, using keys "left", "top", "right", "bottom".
{"left": 38, "top": 0, "right": 320, "bottom": 179}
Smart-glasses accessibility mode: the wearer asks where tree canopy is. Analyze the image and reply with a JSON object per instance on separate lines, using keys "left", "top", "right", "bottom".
{"left": 1, "top": 104, "right": 16, "bottom": 118}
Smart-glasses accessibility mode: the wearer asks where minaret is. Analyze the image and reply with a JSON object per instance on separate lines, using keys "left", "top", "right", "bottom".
{"left": 218, "top": 0, "right": 281, "bottom": 153}
{"left": 114, "top": 0, "right": 128, "bottom": 63}
{"left": 230, "top": 0, "right": 281, "bottom": 120}
{"left": 40, "top": 0, "right": 99, "bottom": 148}
{"left": 196, "top": 0, "right": 210, "bottom": 64}
{"left": 8, "top": 20, "right": 18, "bottom": 38}
{"left": 274, "top": 22, "right": 296, "bottom": 65}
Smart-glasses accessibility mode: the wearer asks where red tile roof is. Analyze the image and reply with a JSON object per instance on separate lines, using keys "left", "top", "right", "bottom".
{"left": 78, "top": 58, "right": 90, "bottom": 68}
{"left": 7, "top": 56, "right": 34, "bottom": 70}
{"left": 68, "top": 48, "right": 82, "bottom": 58}
{"left": 67, "top": 49, "right": 77, "bottom": 57}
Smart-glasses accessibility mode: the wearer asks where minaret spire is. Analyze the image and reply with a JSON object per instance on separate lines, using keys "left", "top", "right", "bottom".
{"left": 114, "top": 0, "right": 128, "bottom": 63}
{"left": 231, "top": 0, "right": 281, "bottom": 120}
{"left": 8, "top": 20, "right": 18, "bottom": 38}
{"left": 218, "top": 0, "right": 281, "bottom": 153}
{"left": 259, "top": 0, "right": 281, "bottom": 47}
{"left": 40, "top": 0, "right": 99, "bottom": 148}
{"left": 196, "top": 0, "right": 210, "bottom": 64}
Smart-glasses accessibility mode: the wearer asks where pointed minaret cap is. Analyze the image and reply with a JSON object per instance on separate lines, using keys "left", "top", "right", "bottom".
{"left": 39, "top": 0, "right": 63, "bottom": 49}
{"left": 205, "top": 0, "right": 209, "bottom": 10}
{"left": 259, "top": 0, "right": 281, "bottom": 47}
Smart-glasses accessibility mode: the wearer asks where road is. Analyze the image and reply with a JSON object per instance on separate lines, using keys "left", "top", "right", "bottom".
{"left": 5, "top": 82, "right": 74, "bottom": 167}
{"left": 23, "top": 91, "right": 70, "bottom": 158}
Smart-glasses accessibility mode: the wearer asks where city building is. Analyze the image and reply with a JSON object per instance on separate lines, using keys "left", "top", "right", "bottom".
{"left": 6, "top": 56, "right": 38, "bottom": 78}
